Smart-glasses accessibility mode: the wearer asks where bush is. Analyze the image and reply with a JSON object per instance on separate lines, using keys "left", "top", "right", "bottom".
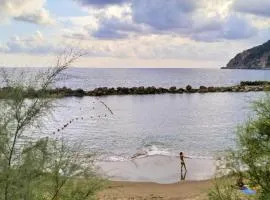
{"left": 209, "top": 178, "right": 242, "bottom": 200}
{"left": 0, "top": 49, "right": 105, "bottom": 200}
{"left": 209, "top": 95, "right": 270, "bottom": 200}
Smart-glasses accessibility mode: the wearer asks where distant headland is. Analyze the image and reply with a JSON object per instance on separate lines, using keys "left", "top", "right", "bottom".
{"left": 222, "top": 40, "right": 270, "bottom": 70}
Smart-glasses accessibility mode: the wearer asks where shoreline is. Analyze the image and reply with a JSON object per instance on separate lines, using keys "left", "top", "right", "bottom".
{"left": 96, "top": 155, "right": 217, "bottom": 184}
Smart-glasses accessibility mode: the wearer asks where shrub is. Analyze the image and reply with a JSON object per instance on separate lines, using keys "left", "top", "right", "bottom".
{"left": 0, "top": 49, "right": 105, "bottom": 200}
{"left": 209, "top": 95, "right": 270, "bottom": 200}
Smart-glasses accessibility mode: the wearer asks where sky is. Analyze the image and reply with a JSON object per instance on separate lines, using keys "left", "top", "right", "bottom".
{"left": 0, "top": 0, "right": 270, "bottom": 68}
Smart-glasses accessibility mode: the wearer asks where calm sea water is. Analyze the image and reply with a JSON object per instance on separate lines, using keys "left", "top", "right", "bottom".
{"left": 57, "top": 68, "right": 270, "bottom": 90}
{"left": 25, "top": 68, "right": 269, "bottom": 161}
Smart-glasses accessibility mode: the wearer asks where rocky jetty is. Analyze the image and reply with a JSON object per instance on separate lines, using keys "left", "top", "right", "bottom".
{"left": 223, "top": 40, "right": 270, "bottom": 69}
{"left": 0, "top": 81, "right": 269, "bottom": 99}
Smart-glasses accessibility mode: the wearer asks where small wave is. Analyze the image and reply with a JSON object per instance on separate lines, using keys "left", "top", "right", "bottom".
{"left": 98, "top": 145, "right": 216, "bottom": 162}
{"left": 106, "top": 156, "right": 127, "bottom": 162}
{"left": 98, "top": 155, "right": 128, "bottom": 162}
{"left": 131, "top": 145, "right": 174, "bottom": 159}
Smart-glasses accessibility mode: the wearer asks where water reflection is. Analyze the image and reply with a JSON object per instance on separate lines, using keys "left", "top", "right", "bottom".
{"left": 180, "top": 169, "right": 187, "bottom": 181}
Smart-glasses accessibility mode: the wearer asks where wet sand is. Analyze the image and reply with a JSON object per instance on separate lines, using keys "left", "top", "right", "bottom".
{"left": 97, "top": 155, "right": 216, "bottom": 199}
{"left": 97, "top": 155, "right": 216, "bottom": 184}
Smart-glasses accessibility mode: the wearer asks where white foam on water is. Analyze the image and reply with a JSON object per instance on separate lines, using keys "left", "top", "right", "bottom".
{"left": 98, "top": 145, "right": 216, "bottom": 162}
{"left": 102, "top": 155, "right": 128, "bottom": 162}
{"left": 129, "top": 145, "right": 175, "bottom": 159}
{"left": 143, "top": 145, "right": 172, "bottom": 156}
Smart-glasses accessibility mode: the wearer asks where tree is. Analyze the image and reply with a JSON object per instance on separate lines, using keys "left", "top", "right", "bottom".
{"left": 209, "top": 95, "right": 270, "bottom": 200}
{"left": 236, "top": 96, "right": 270, "bottom": 199}
{"left": 0, "top": 49, "right": 105, "bottom": 200}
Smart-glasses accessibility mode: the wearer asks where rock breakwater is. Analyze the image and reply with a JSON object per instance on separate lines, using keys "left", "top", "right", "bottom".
{"left": 0, "top": 81, "right": 269, "bottom": 98}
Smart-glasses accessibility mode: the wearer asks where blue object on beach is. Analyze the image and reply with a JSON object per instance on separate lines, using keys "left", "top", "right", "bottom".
{"left": 241, "top": 188, "right": 256, "bottom": 195}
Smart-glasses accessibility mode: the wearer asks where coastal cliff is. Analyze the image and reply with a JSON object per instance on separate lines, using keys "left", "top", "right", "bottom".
{"left": 223, "top": 40, "right": 270, "bottom": 69}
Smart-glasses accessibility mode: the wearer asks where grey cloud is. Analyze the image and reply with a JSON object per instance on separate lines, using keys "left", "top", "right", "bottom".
{"left": 91, "top": 12, "right": 257, "bottom": 42}
{"left": 132, "top": 0, "right": 197, "bottom": 30}
{"left": 75, "top": 0, "right": 129, "bottom": 7}
{"left": 233, "top": 0, "right": 270, "bottom": 17}
{"left": 76, "top": 0, "right": 257, "bottom": 42}
{"left": 191, "top": 15, "right": 257, "bottom": 42}
{"left": 91, "top": 17, "right": 148, "bottom": 39}
{"left": 92, "top": 28, "right": 128, "bottom": 40}
{"left": 192, "top": 16, "right": 223, "bottom": 33}
{"left": 222, "top": 15, "right": 257, "bottom": 39}
{"left": 89, "top": 0, "right": 198, "bottom": 39}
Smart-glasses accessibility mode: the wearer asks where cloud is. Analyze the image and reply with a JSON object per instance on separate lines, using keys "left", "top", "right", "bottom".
{"left": 0, "top": 0, "right": 54, "bottom": 24}
{"left": 14, "top": 8, "right": 54, "bottom": 25}
{"left": 222, "top": 15, "right": 257, "bottom": 39}
{"left": 91, "top": 17, "right": 149, "bottom": 39}
{"left": 132, "top": 0, "right": 197, "bottom": 30}
{"left": 84, "top": 0, "right": 198, "bottom": 39}
{"left": 0, "top": 31, "right": 56, "bottom": 54}
{"left": 191, "top": 15, "right": 258, "bottom": 42}
{"left": 75, "top": 0, "right": 129, "bottom": 7}
{"left": 233, "top": 0, "right": 270, "bottom": 17}
{"left": 86, "top": 3, "right": 257, "bottom": 42}
{"left": 0, "top": 43, "right": 8, "bottom": 52}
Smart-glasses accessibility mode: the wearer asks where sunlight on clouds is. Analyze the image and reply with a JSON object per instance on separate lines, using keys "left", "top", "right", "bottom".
{"left": 0, "top": 0, "right": 54, "bottom": 24}
{"left": 201, "top": 0, "right": 233, "bottom": 18}
{"left": 1, "top": 0, "right": 270, "bottom": 67}
{"left": 15, "top": 8, "right": 54, "bottom": 25}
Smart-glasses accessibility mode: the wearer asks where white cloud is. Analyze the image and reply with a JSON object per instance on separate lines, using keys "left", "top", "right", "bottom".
{"left": 15, "top": 8, "right": 54, "bottom": 25}
{"left": 0, "top": 43, "right": 8, "bottom": 52}
{"left": 1, "top": 31, "right": 56, "bottom": 54}
{"left": 0, "top": 0, "right": 54, "bottom": 24}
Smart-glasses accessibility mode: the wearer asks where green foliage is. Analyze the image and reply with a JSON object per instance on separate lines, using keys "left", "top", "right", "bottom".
{"left": 209, "top": 95, "right": 270, "bottom": 200}
{"left": 264, "top": 86, "right": 270, "bottom": 92}
{"left": 240, "top": 81, "right": 270, "bottom": 86}
{"left": 237, "top": 96, "right": 270, "bottom": 198}
{"left": 0, "top": 50, "right": 105, "bottom": 200}
{"left": 209, "top": 177, "right": 242, "bottom": 200}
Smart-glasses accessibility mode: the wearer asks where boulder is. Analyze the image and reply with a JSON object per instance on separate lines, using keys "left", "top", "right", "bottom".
{"left": 169, "top": 86, "right": 177, "bottom": 93}
{"left": 146, "top": 86, "right": 157, "bottom": 94}
{"left": 186, "top": 85, "right": 192, "bottom": 92}
{"left": 73, "top": 89, "right": 85, "bottom": 97}
{"left": 177, "top": 88, "right": 185, "bottom": 93}
{"left": 199, "top": 86, "right": 208, "bottom": 93}
{"left": 208, "top": 87, "right": 216, "bottom": 92}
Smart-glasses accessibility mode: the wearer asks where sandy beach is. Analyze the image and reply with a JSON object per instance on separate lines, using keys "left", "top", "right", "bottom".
{"left": 97, "top": 156, "right": 216, "bottom": 199}
{"left": 98, "top": 180, "right": 212, "bottom": 200}
{"left": 97, "top": 155, "right": 216, "bottom": 183}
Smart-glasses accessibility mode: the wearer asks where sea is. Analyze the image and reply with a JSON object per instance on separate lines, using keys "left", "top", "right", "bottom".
{"left": 22, "top": 68, "right": 270, "bottom": 163}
